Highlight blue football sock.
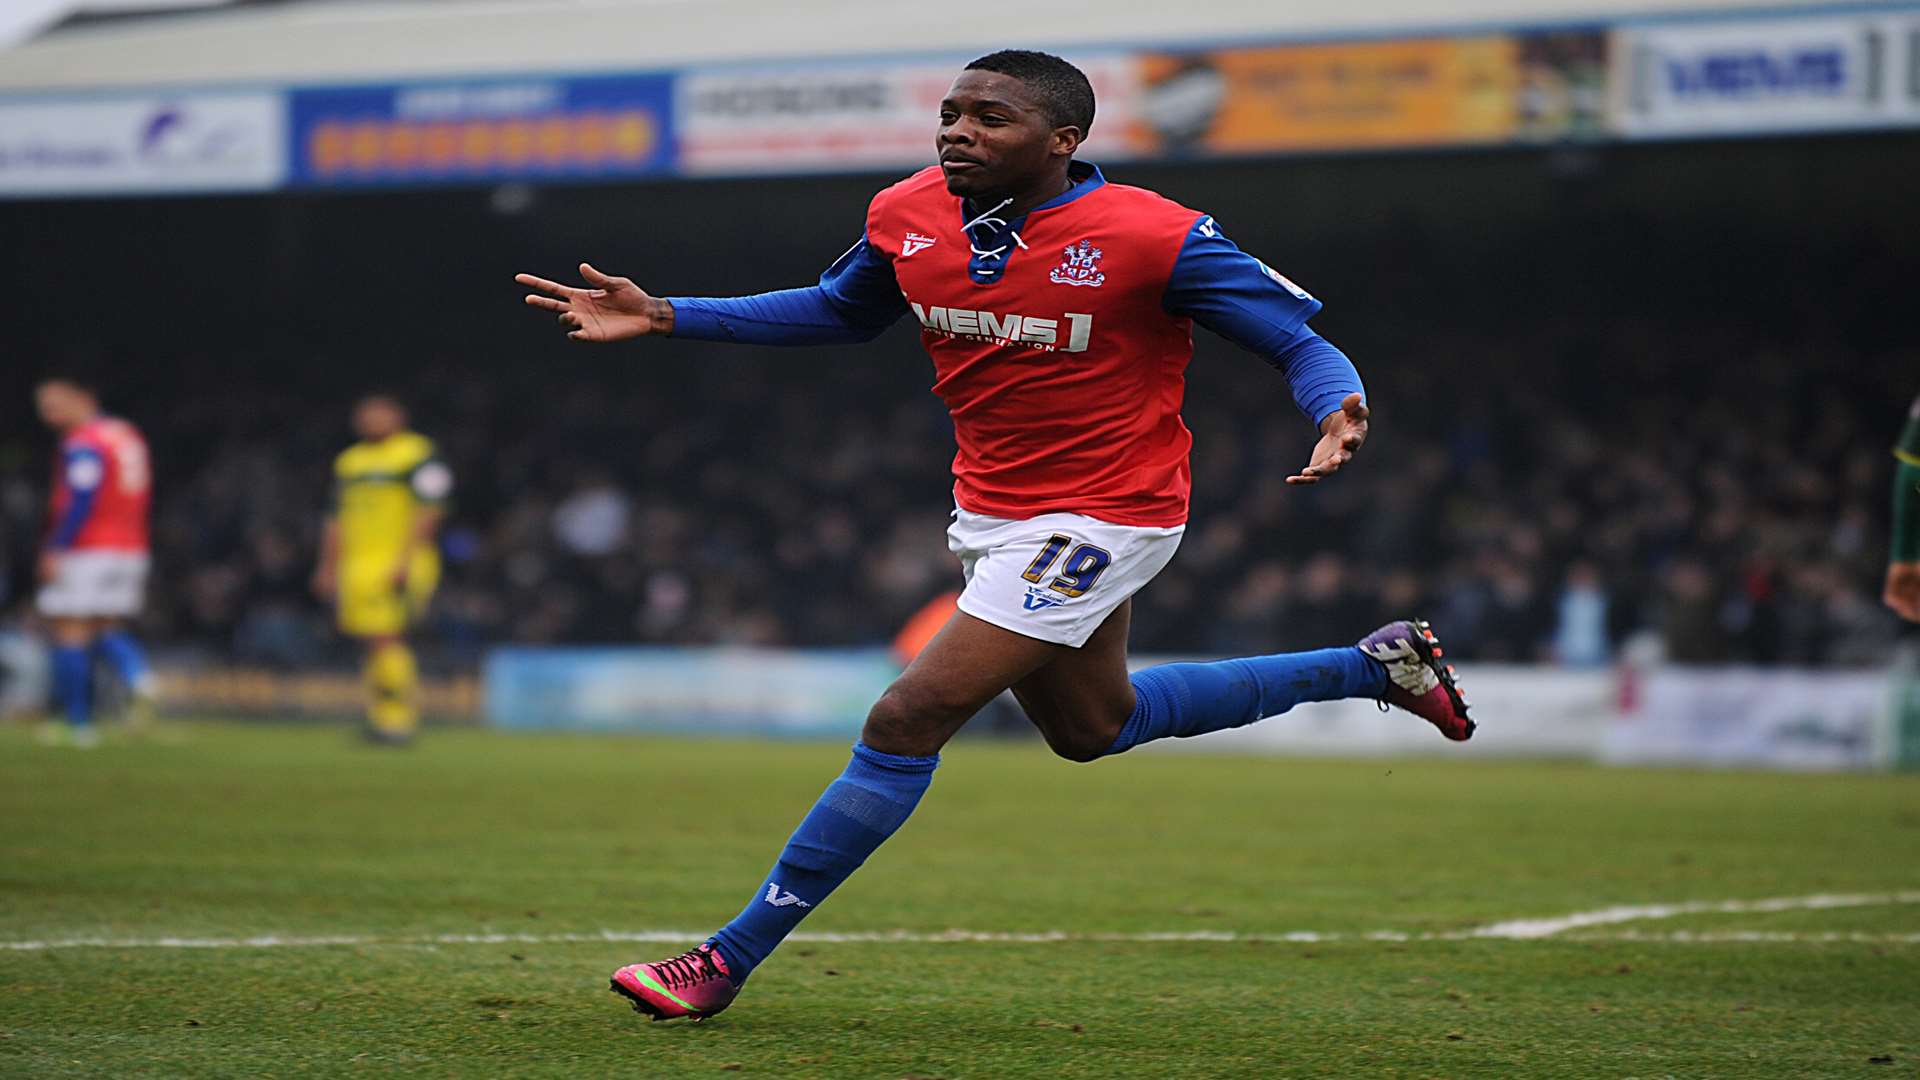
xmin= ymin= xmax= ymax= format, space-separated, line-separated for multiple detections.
xmin=710 ymin=741 xmax=939 ymax=982
xmin=1104 ymin=646 xmax=1388 ymax=756
xmin=52 ymin=646 xmax=94 ymax=729
xmin=95 ymin=630 xmax=152 ymax=693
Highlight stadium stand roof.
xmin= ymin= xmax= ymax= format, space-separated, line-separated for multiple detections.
xmin=0 ymin=0 xmax=1880 ymax=90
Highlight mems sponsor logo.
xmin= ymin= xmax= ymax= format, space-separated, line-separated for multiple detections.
xmin=910 ymin=304 xmax=1092 ymax=353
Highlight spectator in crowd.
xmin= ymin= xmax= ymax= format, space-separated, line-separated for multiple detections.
xmin=1552 ymin=561 xmax=1610 ymax=668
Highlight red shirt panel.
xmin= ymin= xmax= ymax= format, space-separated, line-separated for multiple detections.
xmin=868 ymin=167 xmax=1201 ymax=527
xmin=48 ymin=416 xmax=151 ymax=552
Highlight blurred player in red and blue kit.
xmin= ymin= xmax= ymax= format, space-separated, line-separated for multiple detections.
xmin=35 ymin=377 xmax=155 ymax=748
xmin=520 ymin=50 xmax=1475 ymax=1020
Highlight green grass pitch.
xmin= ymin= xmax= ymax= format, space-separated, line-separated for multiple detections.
xmin=1 ymin=722 xmax=1916 ymax=1078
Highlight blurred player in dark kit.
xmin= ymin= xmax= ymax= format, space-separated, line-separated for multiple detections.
xmin=1886 ymin=394 xmax=1920 ymax=623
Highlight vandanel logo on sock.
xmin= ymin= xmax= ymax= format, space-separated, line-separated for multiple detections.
xmin=763 ymin=883 xmax=810 ymax=908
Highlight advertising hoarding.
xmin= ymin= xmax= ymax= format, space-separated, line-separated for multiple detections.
xmin=289 ymin=73 xmax=673 ymax=186
xmin=0 ymin=91 xmax=285 ymax=197
xmin=676 ymin=53 xmax=1142 ymax=175
xmin=485 ymin=647 xmax=898 ymax=737
xmin=1132 ymin=36 xmax=1527 ymax=156
xmin=1603 ymin=668 xmax=1892 ymax=770
xmin=1611 ymin=13 xmax=1920 ymax=136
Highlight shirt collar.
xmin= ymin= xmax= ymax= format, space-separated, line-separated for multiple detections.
xmin=1030 ymin=160 xmax=1105 ymax=214
xmin=960 ymin=160 xmax=1105 ymax=223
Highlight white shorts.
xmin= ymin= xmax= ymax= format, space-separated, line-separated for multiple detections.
xmin=36 ymin=550 xmax=149 ymax=619
xmin=948 ymin=507 xmax=1184 ymax=648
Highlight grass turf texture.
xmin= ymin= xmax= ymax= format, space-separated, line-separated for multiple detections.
xmin=1 ymin=723 xmax=1915 ymax=1078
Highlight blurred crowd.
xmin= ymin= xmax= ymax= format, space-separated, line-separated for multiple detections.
xmin=0 ymin=315 xmax=1906 ymax=671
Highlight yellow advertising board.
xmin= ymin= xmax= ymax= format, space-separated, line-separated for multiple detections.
xmin=1135 ymin=36 xmax=1525 ymax=154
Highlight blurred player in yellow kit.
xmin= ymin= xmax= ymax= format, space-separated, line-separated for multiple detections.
xmin=311 ymin=395 xmax=451 ymax=744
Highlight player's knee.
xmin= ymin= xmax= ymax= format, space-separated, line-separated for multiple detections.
xmin=1038 ymin=706 xmax=1128 ymax=764
xmin=862 ymin=682 xmax=969 ymax=754
xmin=1043 ymin=723 xmax=1121 ymax=764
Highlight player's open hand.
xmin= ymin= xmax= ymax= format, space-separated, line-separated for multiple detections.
xmin=1886 ymin=561 xmax=1920 ymax=623
xmin=515 ymin=263 xmax=671 ymax=342
xmin=1287 ymin=393 xmax=1369 ymax=485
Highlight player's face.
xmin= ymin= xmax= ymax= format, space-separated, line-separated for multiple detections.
xmin=937 ymin=71 xmax=1076 ymax=199
xmin=35 ymin=384 xmax=91 ymax=432
xmin=353 ymin=399 xmax=405 ymax=441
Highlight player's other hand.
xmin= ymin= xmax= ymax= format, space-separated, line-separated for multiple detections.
xmin=1886 ymin=561 xmax=1920 ymax=623
xmin=311 ymin=565 xmax=337 ymax=601
xmin=516 ymin=263 xmax=671 ymax=342
xmin=36 ymin=552 xmax=59 ymax=585
xmin=1287 ymin=393 xmax=1369 ymax=486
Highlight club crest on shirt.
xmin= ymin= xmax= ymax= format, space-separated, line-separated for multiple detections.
xmin=1048 ymin=239 xmax=1106 ymax=288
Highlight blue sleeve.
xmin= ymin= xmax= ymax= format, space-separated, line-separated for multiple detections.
xmin=1264 ymin=328 xmax=1365 ymax=428
xmin=1163 ymin=214 xmax=1362 ymax=425
xmin=49 ymin=448 xmax=103 ymax=549
xmin=667 ymin=234 xmax=906 ymax=346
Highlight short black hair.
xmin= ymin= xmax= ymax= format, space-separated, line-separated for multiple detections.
xmin=964 ymin=50 xmax=1095 ymax=135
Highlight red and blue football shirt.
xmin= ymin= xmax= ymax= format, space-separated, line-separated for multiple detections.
xmin=46 ymin=416 xmax=151 ymax=553
xmin=669 ymin=161 xmax=1361 ymax=528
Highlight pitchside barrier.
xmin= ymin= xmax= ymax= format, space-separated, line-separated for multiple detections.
xmin=479 ymin=647 xmax=1920 ymax=771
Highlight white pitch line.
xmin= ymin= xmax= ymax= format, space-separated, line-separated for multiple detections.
xmin=1465 ymin=890 xmax=1920 ymax=940
xmin=3 ymin=892 xmax=1915 ymax=953
xmin=1580 ymin=930 xmax=1920 ymax=944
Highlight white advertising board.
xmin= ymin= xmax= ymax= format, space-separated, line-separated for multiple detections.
xmin=0 ymin=91 xmax=286 ymax=196
xmin=676 ymin=53 xmax=1142 ymax=175
xmin=1603 ymin=668 xmax=1891 ymax=771
xmin=479 ymin=645 xmax=1902 ymax=772
xmin=1611 ymin=13 xmax=1920 ymax=136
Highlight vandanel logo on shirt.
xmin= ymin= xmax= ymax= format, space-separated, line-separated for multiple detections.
xmin=901 ymin=232 xmax=937 ymax=257
xmin=910 ymin=303 xmax=1093 ymax=353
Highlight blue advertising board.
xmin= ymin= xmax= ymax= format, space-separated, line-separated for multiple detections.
xmin=484 ymin=647 xmax=898 ymax=737
xmin=288 ymin=73 xmax=674 ymax=187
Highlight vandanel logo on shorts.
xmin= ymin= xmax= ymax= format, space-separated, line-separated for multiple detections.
xmin=1023 ymin=585 xmax=1067 ymax=611
xmin=910 ymin=303 xmax=1092 ymax=353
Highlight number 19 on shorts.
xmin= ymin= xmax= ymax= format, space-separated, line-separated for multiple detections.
xmin=1019 ymin=534 xmax=1113 ymax=598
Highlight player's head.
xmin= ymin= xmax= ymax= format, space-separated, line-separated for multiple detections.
xmin=352 ymin=394 xmax=408 ymax=441
xmin=35 ymin=377 xmax=99 ymax=433
xmin=939 ymin=50 xmax=1094 ymax=199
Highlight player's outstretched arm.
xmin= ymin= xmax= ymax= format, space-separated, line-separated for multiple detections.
xmin=518 ymin=234 xmax=907 ymax=348
xmin=517 ymin=263 xmax=672 ymax=343
xmin=1287 ymin=393 xmax=1369 ymax=486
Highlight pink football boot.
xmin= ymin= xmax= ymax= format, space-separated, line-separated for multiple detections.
xmin=610 ymin=942 xmax=740 ymax=1022
xmin=1357 ymin=619 xmax=1475 ymax=742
